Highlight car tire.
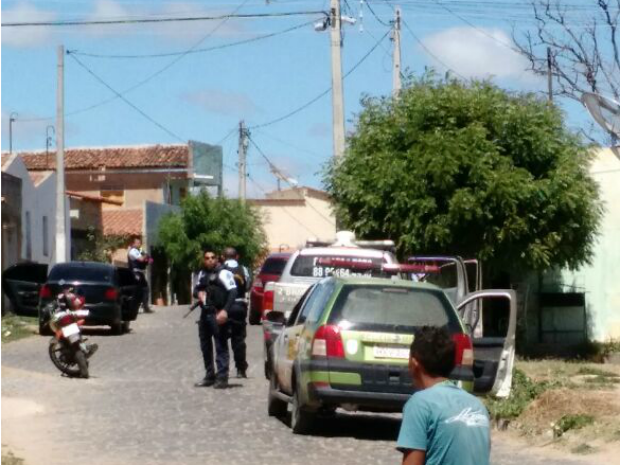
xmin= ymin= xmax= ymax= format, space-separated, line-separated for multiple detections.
xmin=121 ymin=321 xmax=131 ymax=334
xmin=111 ymin=322 xmax=124 ymax=335
xmin=290 ymin=382 xmax=315 ymax=435
xmin=249 ymin=308 xmax=261 ymax=326
xmin=267 ymin=371 xmax=288 ymax=418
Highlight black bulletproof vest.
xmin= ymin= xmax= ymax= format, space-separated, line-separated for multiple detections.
xmin=196 ymin=268 xmax=227 ymax=309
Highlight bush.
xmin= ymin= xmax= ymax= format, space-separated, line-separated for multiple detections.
xmin=485 ymin=369 xmax=554 ymax=420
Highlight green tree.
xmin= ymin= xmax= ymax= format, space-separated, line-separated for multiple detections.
xmin=324 ymin=75 xmax=602 ymax=273
xmin=157 ymin=192 xmax=268 ymax=270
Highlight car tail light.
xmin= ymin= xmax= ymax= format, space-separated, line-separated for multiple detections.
xmin=452 ymin=333 xmax=473 ymax=366
xmin=312 ymin=325 xmax=345 ymax=358
xmin=39 ymin=285 xmax=52 ymax=299
xmin=262 ymin=288 xmax=274 ymax=317
xmin=104 ymin=288 xmax=118 ymax=301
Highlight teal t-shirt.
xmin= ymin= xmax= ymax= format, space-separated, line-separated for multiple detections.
xmin=397 ymin=382 xmax=490 ymax=465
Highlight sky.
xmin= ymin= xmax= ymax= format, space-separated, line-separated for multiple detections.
xmin=0 ymin=0 xmax=604 ymax=197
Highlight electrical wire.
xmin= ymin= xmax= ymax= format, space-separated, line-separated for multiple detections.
xmin=1 ymin=10 xmax=327 ymax=27
xmin=249 ymin=27 xmax=391 ymax=129
xmin=71 ymin=19 xmax=319 ymax=59
xmin=68 ymin=53 xmax=185 ymax=142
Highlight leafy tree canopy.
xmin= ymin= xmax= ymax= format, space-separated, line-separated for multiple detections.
xmin=157 ymin=192 xmax=268 ymax=270
xmin=324 ymin=74 xmax=602 ymax=272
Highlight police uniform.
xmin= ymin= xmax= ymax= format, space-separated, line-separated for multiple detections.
xmin=128 ymin=246 xmax=151 ymax=313
xmin=223 ymin=258 xmax=251 ymax=377
xmin=194 ymin=266 xmax=237 ymax=384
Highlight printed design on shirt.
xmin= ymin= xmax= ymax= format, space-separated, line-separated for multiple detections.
xmin=219 ymin=270 xmax=237 ymax=291
xmin=444 ymin=408 xmax=489 ymax=428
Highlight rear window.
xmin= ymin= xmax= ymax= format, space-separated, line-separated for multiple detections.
xmin=290 ymin=255 xmax=385 ymax=278
xmin=261 ymin=257 xmax=288 ymax=275
xmin=48 ymin=265 xmax=113 ymax=283
xmin=327 ymin=285 xmax=461 ymax=334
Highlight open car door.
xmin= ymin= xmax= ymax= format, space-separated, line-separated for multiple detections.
xmin=116 ymin=267 xmax=141 ymax=321
xmin=457 ymin=289 xmax=517 ymax=398
xmin=2 ymin=262 xmax=49 ymax=316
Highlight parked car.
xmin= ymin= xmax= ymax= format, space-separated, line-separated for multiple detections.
xmin=249 ymin=252 xmax=292 ymax=325
xmin=265 ymin=276 xmax=516 ymax=434
xmin=2 ymin=261 xmax=142 ymax=335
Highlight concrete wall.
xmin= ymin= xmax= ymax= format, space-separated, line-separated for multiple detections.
xmin=2 ymin=172 xmax=22 ymax=315
xmin=558 ymin=147 xmax=620 ymax=341
xmin=3 ymin=157 xmax=66 ymax=265
xmin=252 ymin=196 xmax=336 ymax=252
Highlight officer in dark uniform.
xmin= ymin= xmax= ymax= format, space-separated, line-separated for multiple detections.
xmin=127 ymin=236 xmax=153 ymax=314
xmin=222 ymin=247 xmax=251 ymax=378
xmin=194 ymin=249 xmax=237 ymax=389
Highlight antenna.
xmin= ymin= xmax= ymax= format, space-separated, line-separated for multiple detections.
xmin=581 ymin=92 xmax=620 ymax=144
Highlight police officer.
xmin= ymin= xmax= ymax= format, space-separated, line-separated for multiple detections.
xmin=194 ymin=249 xmax=237 ymax=389
xmin=222 ymin=247 xmax=251 ymax=378
xmin=127 ymin=236 xmax=153 ymax=314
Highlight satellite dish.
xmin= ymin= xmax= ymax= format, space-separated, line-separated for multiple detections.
xmin=581 ymin=92 xmax=620 ymax=140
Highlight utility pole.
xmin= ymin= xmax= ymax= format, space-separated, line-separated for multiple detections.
xmin=9 ymin=112 xmax=18 ymax=154
xmin=392 ymin=6 xmax=402 ymax=97
xmin=238 ymin=120 xmax=248 ymax=202
xmin=547 ymin=46 xmax=553 ymax=103
xmin=55 ymin=45 xmax=67 ymax=263
xmin=330 ymin=0 xmax=346 ymax=158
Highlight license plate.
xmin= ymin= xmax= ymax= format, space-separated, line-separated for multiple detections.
xmin=61 ymin=323 xmax=80 ymax=338
xmin=373 ymin=345 xmax=410 ymax=359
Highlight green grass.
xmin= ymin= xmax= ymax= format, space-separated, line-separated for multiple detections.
xmin=1 ymin=314 xmax=38 ymax=343
xmin=556 ymin=414 xmax=595 ymax=434
xmin=584 ymin=375 xmax=620 ymax=385
xmin=576 ymin=366 xmax=620 ymax=378
xmin=484 ymin=369 xmax=555 ymax=420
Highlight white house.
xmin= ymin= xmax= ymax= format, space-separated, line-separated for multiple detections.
xmin=1 ymin=153 xmax=70 ymax=265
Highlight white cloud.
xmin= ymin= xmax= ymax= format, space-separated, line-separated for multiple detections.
xmin=2 ymin=1 xmax=57 ymax=48
xmin=420 ymin=26 xmax=536 ymax=82
xmin=183 ymin=89 xmax=261 ymax=117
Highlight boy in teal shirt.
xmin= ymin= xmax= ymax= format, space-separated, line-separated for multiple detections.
xmin=397 ymin=326 xmax=490 ymax=465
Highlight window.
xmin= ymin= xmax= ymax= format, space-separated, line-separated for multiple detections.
xmin=100 ymin=188 xmax=124 ymax=205
xmin=290 ymin=254 xmax=385 ymax=278
xmin=297 ymin=280 xmax=335 ymax=325
xmin=42 ymin=216 xmax=49 ymax=256
xmin=25 ymin=211 xmax=32 ymax=260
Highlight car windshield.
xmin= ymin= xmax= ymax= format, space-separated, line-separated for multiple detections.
xmin=261 ymin=258 xmax=288 ymax=275
xmin=48 ymin=265 xmax=113 ymax=283
xmin=290 ymin=255 xmax=385 ymax=278
xmin=328 ymin=285 xmax=462 ymax=334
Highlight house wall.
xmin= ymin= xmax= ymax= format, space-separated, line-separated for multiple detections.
xmin=558 ymin=148 xmax=620 ymax=341
xmin=253 ymin=197 xmax=336 ymax=252
xmin=2 ymin=172 xmax=22 ymax=315
xmin=3 ymin=157 xmax=62 ymax=265
xmin=64 ymin=172 xmax=189 ymax=210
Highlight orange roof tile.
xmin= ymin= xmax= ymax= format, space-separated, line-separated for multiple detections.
xmin=102 ymin=209 xmax=143 ymax=236
xmin=19 ymin=145 xmax=189 ymax=172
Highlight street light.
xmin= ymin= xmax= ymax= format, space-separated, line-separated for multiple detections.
xmin=9 ymin=112 xmax=18 ymax=154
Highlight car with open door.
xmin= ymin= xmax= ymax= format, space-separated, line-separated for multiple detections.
xmin=266 ymin=275 xmax=516 ymax=434
xmin=2 ymin=261 xmax=142 ymax=335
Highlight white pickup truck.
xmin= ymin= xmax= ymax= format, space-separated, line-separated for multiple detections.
xmin=261 ymin=231 xmax=399 ymax=378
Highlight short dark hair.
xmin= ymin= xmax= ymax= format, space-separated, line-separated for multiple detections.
xmin=410 ymin=326 xmax=455 ymax=378
xmin=223 ymin=247 xmax=238 ymax=259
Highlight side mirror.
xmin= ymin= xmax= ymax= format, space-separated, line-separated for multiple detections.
xmin=265 ymin=311 xmax=286 ymax=325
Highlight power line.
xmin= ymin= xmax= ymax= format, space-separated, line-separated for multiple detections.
xmin=249 ymin=27 xmax=391 ymax=129
xmin=18 ymin=0 xmax=252 ymax=123
xmin=71 ymin=19 xmax=318 ymax=59
xmin=68 ymin=53 xmax=185 ymax=142
xmin=1 ymin=10 xmax=327 ymax=27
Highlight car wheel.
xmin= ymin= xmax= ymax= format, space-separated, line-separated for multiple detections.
xmin=111 ymin=322 xmax=124 ymax=335
xmin=290 ymin=381 xmax=315 ymax=434
xmin=267 ymin=371 xmax=288 ymax=418
xmin=121 ymin=321 xmax=131 ymax=334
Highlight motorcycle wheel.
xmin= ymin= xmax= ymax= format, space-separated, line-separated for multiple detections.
xmin=48 ymin=339 xmax=85 ymax=378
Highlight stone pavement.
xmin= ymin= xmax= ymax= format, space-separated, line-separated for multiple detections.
xmin=1 ymin=306 xmax=589 ymax=465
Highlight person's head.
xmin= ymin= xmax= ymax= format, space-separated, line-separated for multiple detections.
xmin=131 ymin=236 xmax=142 ymax=248
xmin=203 ymin=249 xmax=219 ymax=270
xmin=223 ymin=247 xmax=238 ymax=261
xmin=409 ymin=326 xmax=455 ymax=389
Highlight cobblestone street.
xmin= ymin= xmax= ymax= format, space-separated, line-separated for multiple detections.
xmin=2 ymin=307 xmax=589 ymax=465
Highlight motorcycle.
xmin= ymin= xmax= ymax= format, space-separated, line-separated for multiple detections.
xmin=44 ymin=286 xmax=98 ymax=379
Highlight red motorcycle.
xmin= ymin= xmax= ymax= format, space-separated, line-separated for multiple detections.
xmin=45 ymin=286 xmax=98 ymax=378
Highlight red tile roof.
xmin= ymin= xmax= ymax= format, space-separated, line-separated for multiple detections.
xmin=102 ymin=209 xmax=143 ymax=236
xmin=19 ymin=145 xmax=189 ymax=171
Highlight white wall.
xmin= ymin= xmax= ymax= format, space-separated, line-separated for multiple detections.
xmin=3 ymin=156 xmax=69 ymax=265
